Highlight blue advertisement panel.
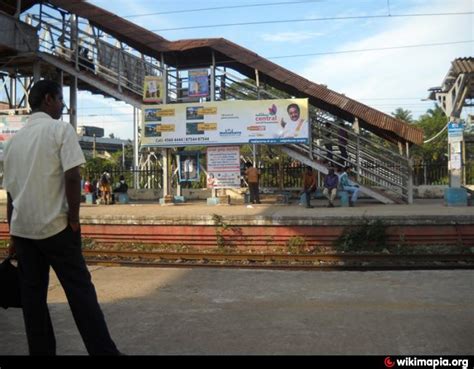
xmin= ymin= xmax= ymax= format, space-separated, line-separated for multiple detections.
xmin=188 ymin=69 xmax=209 ymax=98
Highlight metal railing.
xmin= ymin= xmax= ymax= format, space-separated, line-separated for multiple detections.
xmin=30 ymin=6 xmax=163 ymax=98
xmin=82 ymin=168 xmax=163 ymax=190
xmin=79 ymin=161 xmax=466 ymax=193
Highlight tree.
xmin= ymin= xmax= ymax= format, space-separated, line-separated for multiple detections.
xmin=410 ymin=105 xmax=448 ymax=161
xmin=392 ymin=108 xmax=413 ymax=123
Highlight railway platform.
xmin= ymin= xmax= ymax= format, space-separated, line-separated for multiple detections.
xmin=1 ymin=267 xmax=473 ymax=355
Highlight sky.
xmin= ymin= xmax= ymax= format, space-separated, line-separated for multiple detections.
xmin=68 ymin=0 xmax=473 ymax=139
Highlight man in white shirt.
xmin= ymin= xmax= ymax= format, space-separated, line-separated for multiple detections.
xmin=4 ymin=80 xmax=120 ymax=355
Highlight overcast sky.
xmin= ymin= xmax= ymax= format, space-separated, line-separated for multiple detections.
xmin=73 ymin=0 xmax=472 ymax=139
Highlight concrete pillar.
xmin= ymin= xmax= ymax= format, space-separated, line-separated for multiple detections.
xmin=210 ymin=51 xmax=215 ymax=101
xmin=406 ymin=142 xmax=413 ymax=204
xmin=210 ymin=52 xmax=217 ymax=198
xmin=160 ymin=148 xmax=174 ymax=204
xmin=161 ymin=53 xmax=167 ymax=104
xmin=9 ymin=76 xmax=16 ymax=109
xmin=133 ymin=106 xmax=139 ymax=189
xmin=69 ymin=76 xmax=77 ymax=129
xmin=33 ymin=62 xmax=41 ymax=83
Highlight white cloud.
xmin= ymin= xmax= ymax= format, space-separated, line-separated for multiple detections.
xmin=261 ymin=31 xmax=324 ymax=43
xmin=300 ymin=0 xmax=473 ymax=118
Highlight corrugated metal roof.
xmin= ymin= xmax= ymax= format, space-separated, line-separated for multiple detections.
xmin=452 ymin=57 xmax=474 ymax=74
xmin=16 ymin=0 xmax=424 ymax=144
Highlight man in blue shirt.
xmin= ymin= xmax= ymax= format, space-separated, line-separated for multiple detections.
xmin=338 ymin=166 xmax=360 ymax=207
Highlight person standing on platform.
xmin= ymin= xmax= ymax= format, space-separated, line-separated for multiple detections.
xmin=3 ymin=80 xmax=121 ymax=356
xmin=245 ymin=162 xmax=261 ymax=204
xmin=302 ymin=166 xmax=317 ymax=208
xmin=322 ymin=122 xmax=334 ymax=162
xmin=337 ymin=119 xmax=349 ymax=166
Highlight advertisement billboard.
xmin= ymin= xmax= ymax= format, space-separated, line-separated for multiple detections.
xmin=0 ymin=115 xmax=28 ymax=161
xmin=206 ymin=146 xmax=241 ymax=189
xmin=142 ymin=76 xmax=163 ymax=103
xmin=141 ymin=98 xmax=309 ymax=147
xmin=188 ymin=69 xmax=209 ymax=98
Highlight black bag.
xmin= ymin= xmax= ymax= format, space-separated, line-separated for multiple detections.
xmin=0 ymin=256 xmax=22 ymax=309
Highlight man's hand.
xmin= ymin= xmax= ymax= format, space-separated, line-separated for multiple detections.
xmin=8 ymin=238 xmax=16 ymax=257
xmin=69 ymin=220 xmax=80 ymax=232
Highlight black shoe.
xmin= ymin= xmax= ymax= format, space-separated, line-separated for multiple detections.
xmin=327 ymin=202 xmax=334 ymax=208
xmin=306 ymin=205 xmax=314 ymax=208
xmin=256 ymin=201 xmax=261 ymax=204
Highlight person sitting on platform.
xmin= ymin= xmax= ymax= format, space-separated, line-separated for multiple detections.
xmin=323 ymin=168 xmax=339 ymax=208
xmin=338 ymin=165 xmax=360 ymax=207
xmin=112 ymin=175 xmax=129 ymax=204
xmin=99 ymin=171 xmax=112 ymax=205
xmin=113 ymin=175 xmax=128 ymax=194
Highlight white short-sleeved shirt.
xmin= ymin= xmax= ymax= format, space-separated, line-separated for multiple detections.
xmin=3 ymin=112 xmax=86 ymax=239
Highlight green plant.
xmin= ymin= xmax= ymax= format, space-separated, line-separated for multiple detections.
xmin=286 ymin=236 xmax=306 ymax=254
xmin=211 ymin=214 xmax=242 ymax=251
xmin=212 ymin=214 xmax=229 ymax=249
xmin=81 ymin=238 xmax=97 ymax=250
xmin=335 ymin=218 xmax=387 ymax=252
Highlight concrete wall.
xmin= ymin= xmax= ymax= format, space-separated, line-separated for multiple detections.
xmin=413 ymin=185 xmax=448 ymax=199
xmin=128 ymin=188 xmax=247 ymax=201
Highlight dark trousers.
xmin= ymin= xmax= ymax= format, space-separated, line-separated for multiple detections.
xmin=304 ymin=189 xmax=312 ymax=207
xmin=14 ymin=225 xmax=119 ymax=355
xmin=324 ymin=144 xmax=333 ymax=160
xmin=248 ymin=182 xmax=260 ymax=203
xmin=339 ymin=145 xmax=348 ymax=165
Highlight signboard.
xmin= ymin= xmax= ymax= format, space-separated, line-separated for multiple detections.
xmin=0 ymin=115 xmax=28 ymax=161
xmin=448 ymin=121 xmax=464 ymax=143
xmin=141 ymin=98 xmax=309 ymax=147
xmin=0 ymin=115 xmax=28 ymax=140
xmin=177 ymin=151 xmax=200 ymax=182
xmin=206 ymin=146 xmax=241 ymax=189
xmin=143 ymin=76 xmax=163 ymax=103
xmin=188 ymin=69 xmax=209 ymax=98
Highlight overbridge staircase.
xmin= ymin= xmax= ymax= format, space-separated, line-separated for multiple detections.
xmin=215 ymin=69 xmax=412 ymax=204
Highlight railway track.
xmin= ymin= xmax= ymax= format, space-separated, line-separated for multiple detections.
xmin=83 ymin=250 xmax=474 ymax=270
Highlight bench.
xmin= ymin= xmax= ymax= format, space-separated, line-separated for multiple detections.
xmin=116 ymin=193 xmax=129 ymax=204
xmin=299 ymin=190 xmax=349 ymax=207
xmin=244 ymin=191 xmax=290 ymax=204
xmin=85 ymin=193 xmax=94 ymax=204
